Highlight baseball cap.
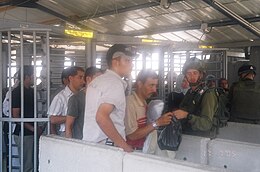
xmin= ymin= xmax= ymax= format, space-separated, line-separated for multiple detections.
xmin=106 ymin=44 xmax=134 ymax=61
xmin=238 ymin=64 xmax=256 ymax=76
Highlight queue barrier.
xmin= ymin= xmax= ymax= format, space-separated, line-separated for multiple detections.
xmin=39 ymin=135 xmax=226 ymax=172
xmin=208 ymin=139 xmax=260 ymax=172
xmin=40 ymin=132 xmax=260 ymax=172
xmin=217 ymin=122 xmax=260 ymax=144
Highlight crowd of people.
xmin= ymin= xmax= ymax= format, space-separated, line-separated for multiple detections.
xmin=2 ymin=44 xmax=260 ymax=172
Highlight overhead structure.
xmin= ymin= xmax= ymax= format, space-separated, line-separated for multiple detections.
xmin=0 ymin=0 xmax=259 ymax=48
xmin=202 ymin=0 xmax=260 ymax=38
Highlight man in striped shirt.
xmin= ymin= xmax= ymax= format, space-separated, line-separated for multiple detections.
xmin=125 ymin=69 xmax=173 ymax=150
xmin=47 ymin=66 xmax=85 ymax=136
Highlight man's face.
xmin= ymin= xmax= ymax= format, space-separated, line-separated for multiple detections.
xmin=185 ymin=69 xmax=201 ymax=84
xmin=86 ymin=72 xmax=102 ymax=85
xmin=220 ymin=80 xmax=228 ymax=89
xmin=114 ymin=55 xmax=133 ymax=77
xmin=207 ymin=80 xmax=216 ymax=88
xmin=138 ymin=77 xmax=158 ymax=100
xmin=70 ymin=70 xmax=85 ymax=91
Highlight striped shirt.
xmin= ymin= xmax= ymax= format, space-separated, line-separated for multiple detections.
xmin=47 ymin=86 xmax=73 ymax=132
xmin=125 ymin=92 xmax=147 ymax=148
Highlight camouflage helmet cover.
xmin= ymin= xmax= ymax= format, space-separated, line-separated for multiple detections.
xmin=182 ymin=58 xmax=205 ymax=75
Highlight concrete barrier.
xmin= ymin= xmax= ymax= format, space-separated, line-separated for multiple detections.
xmin=208 ymin=139 xmax=260 ymax=172
xmin=123 ymin=153 xmax=224 ymax=172
xmin=39 ymin=136 xmax=124 ymax=172
xmin=175 ymin=135 xmax=210 ymax=164
xmin=39 ymin=135 xmax=229 ymax=172
xmin=218 ymin=122 xmax=260 ymax=144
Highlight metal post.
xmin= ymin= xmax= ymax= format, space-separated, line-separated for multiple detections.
xmin=223 ymin=50 xmax=228 ymax=79
xmin=158 ymin=46 xmax=165 ymax=99
xmin=20 ymin=30 xmax=24 ymax=172
xmin=7 ymin=30 xmax=12 ymax=172
xmin=46 ymin=31 xmax=50 ymax=135
xmin=0 ymin=31 xmax=3 ymax=172
xmin=33 ymin=31 xmax=37 ymax=172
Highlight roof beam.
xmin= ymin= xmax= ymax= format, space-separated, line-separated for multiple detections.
xmin=77 ymin=0 xmax=182 ymax=21
xmin=202 ymin=0 xmax=260 ymax=38
xmin=124 ymin=16 xmax=260 ymax=37
xmin=34 ymin=3 xmax=89 ymax=29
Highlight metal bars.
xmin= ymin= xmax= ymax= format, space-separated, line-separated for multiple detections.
xmin=0 ymin=29 xmax=50 ymax=172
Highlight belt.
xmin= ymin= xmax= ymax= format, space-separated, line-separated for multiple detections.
xmin=134 ymin=147 xmax=142 ymax=151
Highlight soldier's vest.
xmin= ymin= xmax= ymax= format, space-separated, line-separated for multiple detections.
xmin=231 ymin=80 xmax=260 ymax=120
xmin=180 ymin=85 xmax=217 ymax=138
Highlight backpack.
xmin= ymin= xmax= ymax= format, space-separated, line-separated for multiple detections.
xmin=181 ymin=86 xmax=229 ymax=138
xmin=213 ymin=88 xmax=230 ymax=132
xmin=195 ymin=87 xmax=230 ymax=130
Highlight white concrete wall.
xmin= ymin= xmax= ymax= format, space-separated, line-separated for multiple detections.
xmin=39 ymin=135 xmax=225 ymax=172
xmin=217 ymin=122 xmax=260 ymax=144
xmin=39 ymin=136 xmax=124 ymax=172
xmin=123 ymin=153 xmax=221 ymax=172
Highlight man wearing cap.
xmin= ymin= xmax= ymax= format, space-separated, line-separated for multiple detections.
xmin=205 ymin=74 xmax=217 ymax=88
xmin=173 ymin=58 xmax=218 ymax=138
xmin=229 ymin=64 xmax=260 ymax=124
xmin=82 ymin=44 xmax=134 ymax=152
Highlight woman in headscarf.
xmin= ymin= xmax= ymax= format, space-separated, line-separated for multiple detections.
xmin=167 ymin=74 xmax=189 ymax=111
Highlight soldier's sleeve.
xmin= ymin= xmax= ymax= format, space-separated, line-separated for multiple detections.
xmin=189 ymin=91 xmax=218 ymax=131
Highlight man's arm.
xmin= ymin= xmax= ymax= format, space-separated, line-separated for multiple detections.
xmin=96 ymin=103 xmax=133 ymax=152
xmin=190 ymin=91 xmax=218 ymax=131
xmin=48 ymin=95 xmax=65 ymax=134
xmin=65 ymin=116 xmax=76 ymax=138
xmin=49 ymin=115 xmax=66 ymax=135
xmin=174 ymin=91 xmax=218 ymax=131
xmin=50 ymin=115 xmax=66 ymax=124
xmin=127 ymin=112 xmax=173 ymax=141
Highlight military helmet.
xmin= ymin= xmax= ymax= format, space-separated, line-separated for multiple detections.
xmin=238 ymin=64 xmax=256 ymax=76
xmin=182 ymin=58 xmax=205 ymax=75
xmin=205 ymin=74 xmax=216 ymax=81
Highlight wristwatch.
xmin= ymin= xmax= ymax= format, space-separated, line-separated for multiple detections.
xmin=152 ymin=121 xmax=159 ymax=130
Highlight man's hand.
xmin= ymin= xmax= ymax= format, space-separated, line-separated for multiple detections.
xmin=173 ymin=109 xmax=189 ymax=119
xmin=156 ymin=112 xmax=173 ymax=127
xmin=121 ymin=143 xmax=134 ymax=153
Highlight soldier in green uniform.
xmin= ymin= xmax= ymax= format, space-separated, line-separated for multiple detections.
xmin=173 ymin=58 xmax=218 ymax=137
xmin=229 ymin=64 xmax=260 ymax=124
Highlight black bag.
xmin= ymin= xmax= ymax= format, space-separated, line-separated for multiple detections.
xmin=157 ymin=117 xmax=182 ymax=151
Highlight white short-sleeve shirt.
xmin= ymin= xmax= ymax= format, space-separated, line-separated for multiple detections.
xmin=47 ymin=86 xmax=73 ymax=132
xmin=82 ymin=69 xmax=127 ymax=143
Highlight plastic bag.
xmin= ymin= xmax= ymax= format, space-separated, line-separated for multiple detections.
xmin=147 ymin=100 xmax=164 ymax=124
xmin=157 ymin=117 xmax=182 ymax=151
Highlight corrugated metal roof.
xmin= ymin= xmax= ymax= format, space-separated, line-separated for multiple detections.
xmin=0 ymin=0 xmax=259 ymax=47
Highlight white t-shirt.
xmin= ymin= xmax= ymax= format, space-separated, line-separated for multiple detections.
xmin=47 ymin=86 xmax=73 ymax=132
xmin=82 ymin=69 xmax=127 ymax=143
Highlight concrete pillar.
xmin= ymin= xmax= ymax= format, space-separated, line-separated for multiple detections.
xmin=91 ymin=39 xmax=97 ymax=66
xmin=85 ymin=39 xmax=97 ymax=68
xmin=249 ymin=46 xmax=260 ymax=82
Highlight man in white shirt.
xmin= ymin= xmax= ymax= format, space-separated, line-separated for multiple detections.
xmin=47 ymin=66 xmax=85 ymax=136
xmin=83 ymin=44 xmax=134 ymax=152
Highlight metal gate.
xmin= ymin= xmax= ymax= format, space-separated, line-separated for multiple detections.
xmin=0 ymin=28 xmax=51 ymax=172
